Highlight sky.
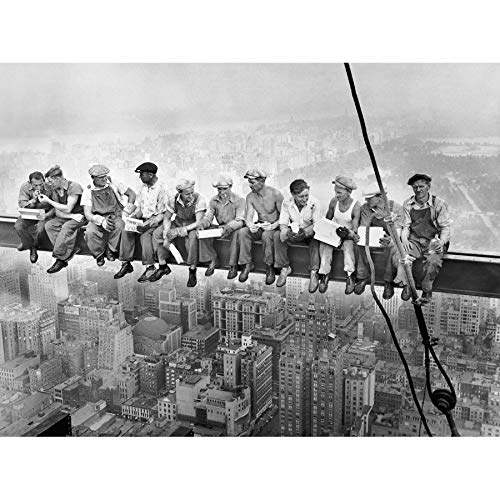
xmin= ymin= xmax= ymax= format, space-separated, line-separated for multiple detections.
xmin=1 ymin=63 xmax=500 ymax=141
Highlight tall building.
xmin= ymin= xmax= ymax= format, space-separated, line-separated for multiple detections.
xmin=97 ymin=321 xmax=134 ymax=371
xmin=343 ymin=366 xmax=375 ymax=434
xmin=213 ymin=287 xmax=285 ymax=344
xmin=139 ymin=356 xmax=166 ymax=396
xmin=0 ymin=270 xmax=21 ymax=306
xmin=29 ymin=264 xmax=68 ymax=332
xmin=159 ymin=286 xmax=197 ymax=333
xmin=240 ymin=342 xmax=273 ymax=420
xmin=220 ymin=343 xmax=244 ymax=389
xmin=181 ymin=325 xmax=220 ymax=355
xmin=29 ymin=357 xmax=65 ymax=392
xmin=285 ymin=277 xmax=305 ymax=314
xmin=189 ymin=277 xmax=212 ymax=314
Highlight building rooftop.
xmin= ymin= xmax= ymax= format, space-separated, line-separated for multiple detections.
xmin=122 ymin=395 xmax=158 ymax=409
xmin=71 ymin=403 xmax=100 ymax=427
xmin=183 ymin=325 xmax=219 ymax=340
xmin=133 ymin=315 xmax=171 ymax=340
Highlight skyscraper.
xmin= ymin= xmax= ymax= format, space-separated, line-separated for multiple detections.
xmin=97 ymin=320 xmax=134 ymax=371
xmin=0 ymin=270 xmax=21 ymax=306
xmin=343 ymin=366 xmax=375 ymax=434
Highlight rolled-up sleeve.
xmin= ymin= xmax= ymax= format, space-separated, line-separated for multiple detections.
xmin=402 ymin=198 xmax=412 ymax=230
xmin=226 ymin=197 xmax=246 ymax=231
xmin=155 ymin=184 xmax=168 ymax=214
xmin=279 ymin=200 xmax=291 ymax=226
xmin=311 ymin=200 xmax=322 ymax=226
xmin=18 ymin=183 xmax=32 ymax=208
xmin=435 ymin=198 xmax=451 ymax=243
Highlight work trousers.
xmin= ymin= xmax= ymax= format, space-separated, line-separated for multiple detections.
xmin=199 ymin=226 xmax=241 ymax=266
xmin=152 ymin=224 xmax=199 ymax=266
xmin=119 ymin=223 xmax=160 ymax=266
xmin=394 ymin=239 xmax=446 ymax=292
xmin=84 ymin=217 xmax=125 ymax=258
xmin=238 ymin=227 xmax=277 ymax=266
xmin=45 ymin=216 xmax=88 ymax=261
xmin=14 ymin=217 xmax=48 ymax=250
xmin=319 ymin=239 xmax=355 ymax=276
xmin=273 ymin=233 xmax=320 ymax=271
xmin=356 ymin=244 xmax=397 ymax=283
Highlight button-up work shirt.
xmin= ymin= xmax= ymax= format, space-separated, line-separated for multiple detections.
xmin=203 ymin=192 xmax=245 ymax=231
xmin=18 ymin=181 xmax=51 ymax=209
xmin=136 ymin=180 xmax=167 ymax=220
xmin=50 ymin=179 xmax=84 ymax=214
xmin=402 ymin=194 xmax=451 ymax=243
xmin=279 ymin=195 xmax=321 ymax=229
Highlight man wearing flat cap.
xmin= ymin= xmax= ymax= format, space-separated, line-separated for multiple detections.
xmin=114 ymin=162 xmax=167 ymax=282
xmin=276 ymin=179 xmax=322 ymax=291
xmin=198 ymin=174 xmax=245 ymax=279
xmin=151 ymin=178 xmax=207 ymax=287
xmin=394 ymin=173 xmax=451 ymax=303
xmin=15 ymin=171 xmax=54 ymax=264
xmin=238 ymin=168 xmax=284 ymax=285
xmin=317 ymin=175 xmax=361 ymax=294
xmin=353 ymin=183 xmax=404 ymax=298
xmin=38 ymin=165 xmax=87 ymax=273
xmin=81 ymin=164 xmax=137 ymax=267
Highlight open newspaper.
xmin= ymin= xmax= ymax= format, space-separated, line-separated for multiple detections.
xmin=357 ymin=225 xmax=386 ymax=247
xmin=313 ymin=217 xmax=342 ymax=247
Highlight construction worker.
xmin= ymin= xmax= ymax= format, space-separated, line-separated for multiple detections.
xmin=276 ymin=179 xmax=321 ymax=291
xmin=113 ymin=162 xmax=167 ymax=282
xmin=395 ymin=173 xmax=451 ymax=303
xmin=198 ymin=174 xmax=245 ymax=279
xmin=81 ymin=164 xmax=137 ymax=267
xmin=317 ymin=175 xmax=361 ymax=294
xmin=15 ymin=171 xmax=54 ymax=263
xmin=353 ymin=183 xmax=404 ymax=298
xmin=238 ymin=169 xmax=284 ymax=285
xmin=38 ymin=165 xmax=87 ymax=273
xmin=151 ymin=178 xmax=207 ymax=287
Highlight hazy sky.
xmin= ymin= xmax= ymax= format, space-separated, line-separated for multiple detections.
xmin=0 ymin=63 xmax=499 ymax=139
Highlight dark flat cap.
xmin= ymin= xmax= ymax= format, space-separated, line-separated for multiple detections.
xmin=407 ymin=173 xmax=431 ymax=185
xmin=135 ymin=162 xmax=158 ymax=174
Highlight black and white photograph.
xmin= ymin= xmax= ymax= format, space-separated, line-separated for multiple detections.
xmin=0 ymin=2 xmax=497 ymax=498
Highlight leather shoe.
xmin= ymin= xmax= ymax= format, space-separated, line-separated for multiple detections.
xmin=30 ymin=247 xmax=38 ymax=264
xmin=106 ymin=249 xmax=116 ymax=261
xmin=114 ymin=262 xmax=134 ymax=279
xmin=227 ymin=266 xmax=238 ymax=280
xmin=138 ymin=266 xmax=156 ymax=283
xmin=345 ymin=274 xmax=356 ymax=295
xmin=354 ymin=277 xmax=370 ymax=295
xmin=47 ymin=259 xmax=68 ymax=274
xmin=17 ymin=243 xmax=25 ymax=251
xmin=149 ymin=265 xmax=172 ymax=282
xmin=401 ymin=285 xmax=411 ymax=301
xmin=309 ymin=271 xmax=319 ymax=293
xmin=239 ymin=263 xmax=253 ymax=283
xmin=187 ymin=269 xmax=197 ymax=288
xmin=421 ymin=291 xmax=432 ymax=303
xmin=265 ymin=265 xmax=276 ymax=286
xmin=205 ymin=259 xmax=218 ymax=277
xmin=382 ymin=281 xmax=395 ymax=300
xmin=96 ymin=255 xmax=105 ymax=267
xmin=276 ymin=266 xmax=292 ymax=288
xmin=318 ymin=274 xmax=329 ymax=294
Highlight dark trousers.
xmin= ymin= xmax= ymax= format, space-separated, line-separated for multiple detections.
xmin=273 ymin=233 xmax=320 ymax=271
xmin=45 ymin=216 xmax=87 ymax=261
xmin=14 ymin=217 xmax=47 ymax=250
xmin=85 ymin=218 xmax=125 ymax=258
xmin=152 ymin=224 xmax=199 ymax=266
xmin=356 ymin=244 xmax=397 ymax=282
xmin=119 ymin=223 xmax=159 ymax=266
xmin=199 ymin=226 xmax=241 ymax=266
xmin=238 ymin=227 xmax=277 ymax=266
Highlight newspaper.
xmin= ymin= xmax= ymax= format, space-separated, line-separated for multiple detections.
xmin=123 ymin=216 xmax=145 ymax=232
xmin=313 ymin=217 xmax=342 ymax=247
xmin=198 ymin=228 xmax=223 ymax=239
xmin=357 ymin=226 xmax=386 ymax=247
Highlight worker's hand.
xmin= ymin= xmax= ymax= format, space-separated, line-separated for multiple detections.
xmin=178 ymin=226 xmax=188 ymax=238
xmin=402 ymin=237 xmax=412 ymax=254
xmin=71 ymin=213 xmax=84 ymax=223
xmin=279 ymin=229 xmax=289 ymax=243
xmin=248 ymin=223 xmax=259 ymax=234
xmin=379 ymin=234 xmax=392 ymax=247
xmin=38 ymin=194 xmax=50 ymax=204
xmin=220 ymin=225 xmax=231 ymax=238
xmin=261 ymin=222 xmax=273 ymax=231
xmin=167 ymin=228 xmax=179 ymax=240
xmin=352 ymin=232 xmax=360 ymax=243
xmin=123 ymin=203 xmax=136 ymax=216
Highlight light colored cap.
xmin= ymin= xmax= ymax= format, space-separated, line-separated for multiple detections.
xmin=176 ymin=178 xmax=195 ymax=191
xmin=333 ymin=175 xmax=357 ymax=191
xmin=244 ymin=168 xmax=267 ymax=180
xmin=212 ymin=174 xmax=233 ymax=188
xmin=362 ymin=183 xmax=387 ymax=198
xmin=88 ymin=164 xmax=110 ymax=177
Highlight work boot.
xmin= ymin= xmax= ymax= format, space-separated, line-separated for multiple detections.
xmin=318 ymin=274 xmax=329 ymax=294
xmin=421 ymin=291 xmax=433 ymax=303
xmin=17 ymin=243 xmax=25 ymax=251
xmin=382 ymin=281 xmax=395 ymax=300
xmin=148 ymin=264 xmax=172 ymax=282
xmin=205 ymin=259 xmax=218 ymax=277
xmin=30 ymin=247 xmax=38 ymax=264
xmin=114 ymin=261 xmax=134 ymax=279
xmin=345 ymin=274 xmax=356 ymax=295
xmin=309 ymin=270 xmax=319 ymax=293
xmin=138 ymin=265 xmax=156 ymax=283
xmin=276 ymin=266 xmax=292 ymax=288
xmin=227 ymin=266 xmax=238 ymax=280
xmin=187 ymin=268 xmax=197 ymax=288
xmin=47 ymin=259 xmax=68 ymax=274
xmin=265 ymin=265 xmax=276 ymax=286
xmin=239 ymin=263 xmax=253 ymax=283
xmin=96 ymin=254 xmax=106 ymax=267
xmin=106 ymin=249 xmax=116 ymax=261
xmin=354 ymin=277 xmax=371 ymax=295
xmin=401 ymin=285 xmax=411 ymax=301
